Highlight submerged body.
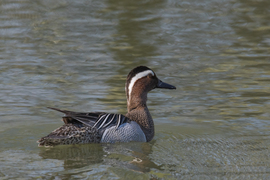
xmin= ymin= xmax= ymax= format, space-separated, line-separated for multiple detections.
xmin=38 ymin=111 xmax=147 ymax=146
xmin=38 ymin=66 xmax=176 ymax=146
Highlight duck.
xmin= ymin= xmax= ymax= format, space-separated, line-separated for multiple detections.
xmin=37 ymin=66 xmax=176 ymax=146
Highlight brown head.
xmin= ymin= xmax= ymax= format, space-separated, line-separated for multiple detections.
xmin=125 ymin=66 xmax=176 ymax=112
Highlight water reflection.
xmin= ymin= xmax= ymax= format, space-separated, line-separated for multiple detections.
xmin=100 ymin=0 xmax=166 ymax=113
xmin=38 ymin=142 xmax=160 ymax=173
xmin=231 ymin=0 xmax=270 ymax=45
xmin=39 ymin=144 xmax=104 ymax=169
xmin=203 ymin=0 xmax=270 ymax=128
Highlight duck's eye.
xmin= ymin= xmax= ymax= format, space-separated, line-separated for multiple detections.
xmin=147 ymin=74 xmax=153 ymax=78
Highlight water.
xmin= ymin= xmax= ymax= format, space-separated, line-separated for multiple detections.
xmin=1 ymin=0 xmax=270 ymax=179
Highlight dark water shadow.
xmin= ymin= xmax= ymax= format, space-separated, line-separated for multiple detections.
xmin=97 ymin=0 xmax=166 ymax=113
xmin=228 ymin=0 xmax=270 ymax=57
xmin=38 ymin=141 xmax=161 ymax=173
xmin=38 ymin=144 xmax=105 ymax=169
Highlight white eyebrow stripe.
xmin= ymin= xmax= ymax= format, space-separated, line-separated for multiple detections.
xmin=128 ymin=70 xmax=154 ymax=97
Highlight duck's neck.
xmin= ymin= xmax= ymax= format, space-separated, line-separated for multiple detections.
xmin=127 ymin=91 xmax=147 ymax=112
xmin=125 ymin=94 xmax=154 ymax=142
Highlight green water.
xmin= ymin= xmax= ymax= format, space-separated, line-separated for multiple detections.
xmin=1 ymin=0 xmax=270 ymax=179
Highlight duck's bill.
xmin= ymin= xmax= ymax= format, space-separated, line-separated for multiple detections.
xmin=156 ymin=79 xmax=176 ymax=89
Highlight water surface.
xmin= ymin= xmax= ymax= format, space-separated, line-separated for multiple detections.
xmin=1 ymin=0 xmax=270 ymax=179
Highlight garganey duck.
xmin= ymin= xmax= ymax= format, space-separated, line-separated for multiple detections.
xmin=38 ymin=66 xmax=176 ymax=146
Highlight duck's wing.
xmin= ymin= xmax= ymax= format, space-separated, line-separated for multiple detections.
xmin=47 ymin=107 xmax=129 ymax=129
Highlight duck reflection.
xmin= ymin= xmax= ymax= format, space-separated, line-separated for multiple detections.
xmin=39 ymin=141 xmax=161 ymax=172
xmin=38 ymin=144 xmax=104 ymax=169
xmin=102 ymin=140 xmax=162 ymax=172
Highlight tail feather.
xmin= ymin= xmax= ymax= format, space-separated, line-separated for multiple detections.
xmin=47 ymin=107 xmax=72 ymax=115
xmin=47 ymin=107 xmax=104 ymax=126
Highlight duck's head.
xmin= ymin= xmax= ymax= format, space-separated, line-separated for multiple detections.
xmin=125 ymin=66 xmax=176 ymax=109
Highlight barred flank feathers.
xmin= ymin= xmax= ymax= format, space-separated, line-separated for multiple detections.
xmin=37 ymin=124 xmax=101 ymax=147
xmin=38 ymin=108 xmax=129 ymax=146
